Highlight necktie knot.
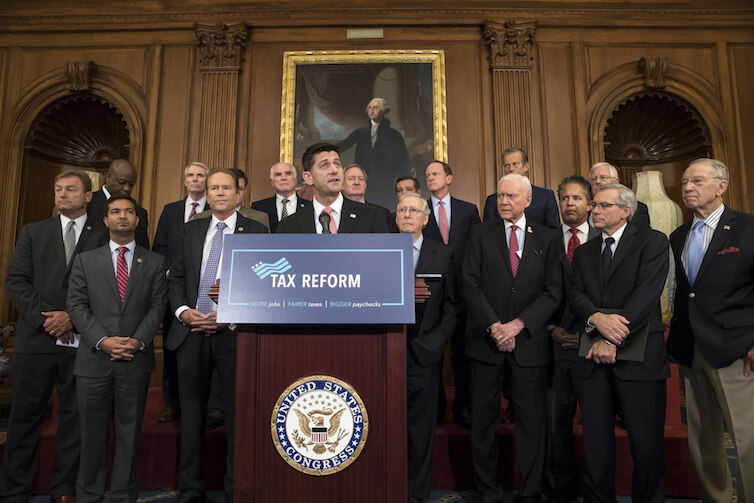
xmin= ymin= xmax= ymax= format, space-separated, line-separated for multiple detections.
xmin=188 ymin=201 xmax=199 ymax=221
xmin=216 ymin=221 xmax=227 ymax=232
xmin=570 ymin=227 xmax=579 ymax=236
xmin=604 ymin=236 xmax=615 ymax=251
xmin=117 ymin=246 xmax=128 ymax=257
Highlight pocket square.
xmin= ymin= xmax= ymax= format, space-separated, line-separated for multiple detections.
xmin=718 ymin=247 xmax=740 ymax=255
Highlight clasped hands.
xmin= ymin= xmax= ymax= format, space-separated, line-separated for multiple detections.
xmin=100 ymin=336 xmax=141 ymax=361
xmin=180 ymin=309 xmax=227 ymax=336
xmin=489 ymin=318 xmax=524 ymax=352
xmin=586 ymin=312 xmax=629 ymax=365
xmin=42 ymin=310 xmax=75 ymax=344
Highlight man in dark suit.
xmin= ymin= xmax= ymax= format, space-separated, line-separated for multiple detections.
xmin=667 ymin=158 xmax=754 ymax=503
xmin=388 ymin=176 xmax=421 ymax=233
xmin=423 ymin=160 xmax=480 ymax=427
xmin=152 ymin=161 xmax=209 ymax=423
xmin=569 ymin=183 xmax=669 ymax=503
xmin=1 ymin=170 xmax=108 ymax=503
xmin=196 ymin=168 xmax=270 ymax=231
xmin=168 ymin=169 xmax=267 ymax=502
xmin=277 ymin=143 xmax=389 ymax=234
xmin=337 ymin=97 xmax=410 ymax=209
xmin=396 ymin=193 xmax=458 ymax=503
xmin=546 ymin=175 xmax=599 ymax=503
xmin=589 ymin=162 xmax=650 ymax=229
xmin=251 ymin=162 xmax=311 ymax=233
xmin=482 ymin=147 xmax=560 ymax=229
xmin=464 ymin=173 xmax=562 ymax=503
xmin=343 ymin=163 xmax=393 ymax=228
xmin=67 ymin=196 xmax=168 ymax=503
xmin=87 ymin=159 xmax=150 ymax=248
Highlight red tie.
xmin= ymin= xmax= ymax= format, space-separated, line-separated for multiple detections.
xmin=188 ymin=202 xmax=199 ymax=221
xmin=438 ymin=201 xmax=449 ymax=245
xmin=567 ymin=227 xmax=581 ymax=267
xmin=509 ymin=225 xmax=520 ymax=277
xmin=323 ymin=207 xmax=338 ymax=234
xmin=116 ymin=246 xmax=129 ymax=303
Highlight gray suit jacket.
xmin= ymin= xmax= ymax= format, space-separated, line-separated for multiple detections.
xmin=67 ymin=245 xmax=168 ymax=377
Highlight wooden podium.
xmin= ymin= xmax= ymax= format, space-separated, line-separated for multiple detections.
xmin=233 ymin=324 xmax=407 ymax=502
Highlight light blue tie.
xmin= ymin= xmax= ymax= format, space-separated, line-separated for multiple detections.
xmin=686 ymin=220 xmax=705 ymax=285
xmin=197 ymin=221 xmax=227 ymax=314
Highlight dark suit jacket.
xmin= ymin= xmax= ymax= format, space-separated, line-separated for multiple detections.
xmin=424 ymin=196 xmax=480 ymax=285
xmin=551 ymin=225 xmax=601 ymax=362
xmin=668 ymin=207 xmax=754 ymax=368
xmin=364 ymin=200 xmax=394 ymax=231
xmin=632 ymin=201 xmax=651 ymax=229
xmin=463 ymin=219 xmax=562 ymax=367
xmin=153 ymin=198 xmax=209 ymax=268
xmin=167 ymin=213 xmax=268 ymax=350
xmin=5 ymin=216 xmax=108 ymax=354
xmin=569 ymin=223 xmax=670 ymax=381
xmin=411 ymin=239 xmax=459 ymax=366
xmin=483 ymin=185 xmax=560 ymax=229
xmin=251 ymin=195 xmax=312 ymax=233
xmin=87 ymin=189 xmax=150 ymax=249
xmin=67 ymin=245 xmax=168 ymax=377
xmin=276 ymin=197 xmax=389 ymax=233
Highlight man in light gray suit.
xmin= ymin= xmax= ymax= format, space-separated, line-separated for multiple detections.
xmin=67 ymin=196 xmax=168 ymax=503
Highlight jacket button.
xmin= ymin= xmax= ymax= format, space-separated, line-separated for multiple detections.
xmin=689 ymin=293 xmax=695 ymax=299
xmin=511 ymin=288 xmax=517 ymax=293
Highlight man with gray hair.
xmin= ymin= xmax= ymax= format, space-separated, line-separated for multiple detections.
xmin=570 ymin=182 xmax=669 ymax=503
xmin=667 ymin=158 xmax=754 ymax=503
xmin=464 ymin=173 xmax=562 ymax=502
xmin=252 ymin=162 xmax=311 ymax=233
xmin=337 ymin=97 xmax=410 ymax=208
xmin=589 ymin=161 xmax=650 ymax=229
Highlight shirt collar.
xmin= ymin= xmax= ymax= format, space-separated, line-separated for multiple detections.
xmin=210 ymin=211 xmax=238 ymax=231
xmin=413 ymin=234 xmax=424 ymax=249
xmin=504 ymin=214 xmax=527 ymax=231
xmin=602 ymin=222 xmax=628 ymax=245
xmin=691 ymin=203 xmax=725 ymax=230
xmin=187 ymin=195 xmax=206 ymax=207
xmin=109 ymin=239 xmax=136 ymax=254
xmin=562 ymin=220 xmax=589 ymax=237
xmin=60 ymin=213 xmax=88 ymax=229
xmin=276 ymin=193 xmax=296 ymax=203
xmin=102 ymin=186 xmax=112 ymax=199
xmin=431 ymin=193 xmax=451 ymax=208
xmin=313 ymin=193 xmax=344 ymax=215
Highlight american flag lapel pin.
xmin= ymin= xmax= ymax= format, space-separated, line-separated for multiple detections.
xmin=723 ymin=225 xmax=731 ymax=230
xmin=350 ymin=213 xmax=357 ymax=219
xmin=527 ymin=226 xmax=533 ymax=233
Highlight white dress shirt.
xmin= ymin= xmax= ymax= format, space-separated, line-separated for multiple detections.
xmin=312 ymin=193 xmax=344 ymax=234
xmin=184 ymin=195 xmax=207 ymax=223
xmin=561 ymin=221 xmax=590 ymax=252
xmin=504 ymin=215 xmax=527 ymax=258
xmin=59 ymin=213 xmax=88 ymax=244
xmin=276 ymin=193 xmax=299 ymax=220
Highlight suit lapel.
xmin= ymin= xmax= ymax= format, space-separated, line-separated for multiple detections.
xmin=298 ymin=205 xmax=316 ymax=233
xmin=695 ymin=208 xmax=736 ymax=284
xmin=68 ymin=219 xmax=97 ymax=274
xmin=519 ymin=222 xmax=537 ymax=267
xmin=98 ymin=245 xmax=121 ymax=304
xmin=671 ymin=221 xmax=692 ymax=285
xmin=50 ymin=218 xmax=67 ymax=271
xmin=415 ymin=240 xmax=435 ymax=273
xmin=494 ymin=220 xmax=514 ymax=277
xmin=122 ymin=246 xmax=146 ymax=310
xmin=192 ymin=218 xmax=211 ymax=280
xmin=338 ymin=200 xmax=359 ymax=234
xmin=605 ymin=224 xmax=637 ymax=282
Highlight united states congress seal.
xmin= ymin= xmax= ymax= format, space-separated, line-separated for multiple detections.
xmin=270 ymin=375 xmax=369 ymax=476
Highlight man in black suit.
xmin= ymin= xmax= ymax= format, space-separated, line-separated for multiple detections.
xmin=337 ymin=97 xmax=410 ymax=209
xmin=482 ymin=147 xmax=560 ymax=229
xmin=389 ymin=176 xmax=422 ymax=233
xmin=464 ymin=173 xmax=562 ymax=503
xmin=168 ymin=169 xmax=268 ymax=502
xmin=1 ymin=170 xmax=108 ymax=503
xmin=343 ymin=163 xmax=393 ymax=228
xmin=423 ymin=160 xmax=480 ymax=427
xmin=667 ymin=158 xmax=754 ymax=503
xmin=67 ymin=196 xmax=168 ymax=503
xmin=397 ymin=193 xmax=458 ymax=503
xmin=251 ymin=162 xmax=311 ymax=233
xmin=569 ymin=183 xmax=669 ymax=503
xmin=589 ymin=162 xmax=650 ymax=228
xmin=196 ymin=168 xmax=270 ymax=231
xmin=547 ymin=176 xmax=598 ymax=502
xmin=87 ymin=159 xmax=150 ymax=248
xmin=277 ymin=143 xmax=389 ymax=234
xmin=153 ymin=161 xmax=209 ymax=423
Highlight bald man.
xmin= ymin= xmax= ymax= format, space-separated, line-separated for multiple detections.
xmin=87 ymin=159 xmax=150 ymax=248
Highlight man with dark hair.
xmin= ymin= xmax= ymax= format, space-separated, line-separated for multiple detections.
xmin=277 ymin=143 xmax=389 ymax=234
xmin=67 ymin=195 xmax=167 ymax=502
xmin=87 ymin=159 xmax=150 ymax=248
xmin=337 ymin=97 xmax=410 ymax=208
xmin=570 ymin=183 xmax=669 ymax=503
xmin=168 ymin=168 xmax=268 ymax=501
xmin=482 ymin=147 xmax=560 ymax=229
xmin=196 ymin=168 xmax=270 ymax=231
xmin=2 ymin=170 xmax=108 ymax=503
xmin=152 ymin=162 xmax=210 ymax=424
xmin=668 ymin=158 xmax=754 ymax=503
xmin=390 ymin=176 xmax=422 ymax=232
xmin=251 ymin=162 xmax=311 ymax=233
xmin=423 ymin=159 xmax=480 ymax=427
xmin=547 ymin=175 xmax=597 ymax=502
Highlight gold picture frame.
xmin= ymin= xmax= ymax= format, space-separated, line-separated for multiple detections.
xmin=280 ymin=50 xmax=447 ymax=208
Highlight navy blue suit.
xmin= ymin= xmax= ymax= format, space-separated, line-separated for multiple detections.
xmin=483 ymin=185 xmax=560 ymax=229
xmin=251 ymin=196 xmax=311 ymax=233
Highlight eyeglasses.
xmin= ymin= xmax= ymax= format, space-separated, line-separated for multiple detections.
xmin=590 ymin=175 xmax=614 ymax=183
xmin=680 ymin=176 xmax=722 ymax=187
xmin=591 ymin=202 xmax=626 ymax=209
xmin=397 ymin=207 xmax=424 ymax=215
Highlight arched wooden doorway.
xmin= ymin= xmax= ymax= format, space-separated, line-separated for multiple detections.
xmin=18 ymin=95 xmax=130 ymax=232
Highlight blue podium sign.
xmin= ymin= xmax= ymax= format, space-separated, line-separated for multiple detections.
xmin=216 ymin=233 xmax=415 ymax=324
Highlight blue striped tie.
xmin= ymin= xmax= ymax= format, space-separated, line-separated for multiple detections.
xmin=686 ymin=221 xmax=705 ymax=285
xmin=197 ymin=221 xmax=227 ymax=314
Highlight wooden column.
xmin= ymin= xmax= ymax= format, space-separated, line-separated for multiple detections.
xmin=484 ymin=21 xmax=539 ymax=182
xmin=195 ymin=23 xmax=248 ymax=169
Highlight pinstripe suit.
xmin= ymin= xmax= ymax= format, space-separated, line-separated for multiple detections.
xmin=463 ymin=218 xmax=562 ymax=502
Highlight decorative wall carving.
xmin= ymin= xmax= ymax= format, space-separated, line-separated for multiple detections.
xmin=195 ymin=22 xmax=249 ymax=69
xmin=639 ymin=57 xmax=671 ymax=89
xmin=484 ymin=20 xmax=536 ymax=69
xmin=65 ymin=61 xmax=96 ymax=92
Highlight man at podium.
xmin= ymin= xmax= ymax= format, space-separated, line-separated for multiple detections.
xmin=396 ymin=192 xmax=458 ymax=503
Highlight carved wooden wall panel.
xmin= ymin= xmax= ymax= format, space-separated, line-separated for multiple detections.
xmin=730 ymin=44 xmax=754 ymax=213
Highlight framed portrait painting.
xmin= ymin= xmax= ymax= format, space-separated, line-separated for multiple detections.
xmin=280 ymin=50 xmax=447 ymax=209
